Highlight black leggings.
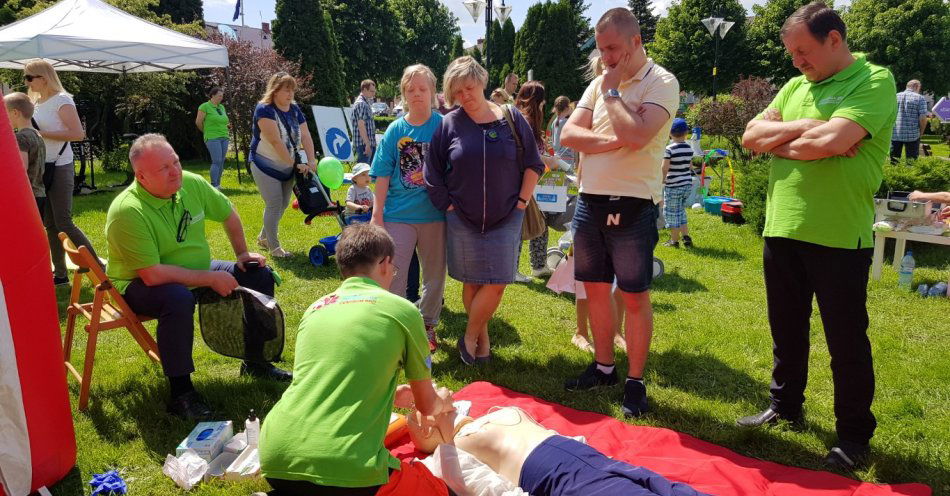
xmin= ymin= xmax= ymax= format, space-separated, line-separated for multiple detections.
xmin=266 ymin=478 xmax=381 ymax=496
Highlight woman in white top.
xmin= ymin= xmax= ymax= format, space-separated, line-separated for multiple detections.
xmin=25 ymin=59 xmax=99 ymax=285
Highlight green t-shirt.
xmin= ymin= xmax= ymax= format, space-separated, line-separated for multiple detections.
xmin=762 ymin=54 xmax=896 ymax=249
xmin=105 ymin=171 xmax=234 ymax=293
xmin=259 ymin=277 xmax=432 ymax=488
xmin=198 ymin=101 xmax=230 ymax=141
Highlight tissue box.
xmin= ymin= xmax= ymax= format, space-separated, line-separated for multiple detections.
xmin=177 ymin=421 xmax=233 ymax=462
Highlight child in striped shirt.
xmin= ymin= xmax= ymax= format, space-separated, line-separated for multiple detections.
xmin=662 ymin=118 xmax=695 ymax=247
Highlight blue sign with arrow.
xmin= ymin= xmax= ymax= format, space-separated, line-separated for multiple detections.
xmin=933 ymin=97 xmax=950 ymax=123
xmin=325 ymin=127 xmax=352 ymax=160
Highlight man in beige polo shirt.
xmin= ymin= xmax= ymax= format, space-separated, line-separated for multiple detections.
xmin=560 ymin=7 xmax=679 ymax=417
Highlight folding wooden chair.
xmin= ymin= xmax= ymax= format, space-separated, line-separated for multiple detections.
xmin=60 ymin=233 xmax=161 ymax=411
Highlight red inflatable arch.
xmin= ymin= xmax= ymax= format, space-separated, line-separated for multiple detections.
xmin=0 ymin=99 xmax=76 ymax=494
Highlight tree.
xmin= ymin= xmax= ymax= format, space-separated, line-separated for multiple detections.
xmin=566 ymin=0 xmax=592 ymax=48
xmin=651 ymin=0 xmax=752 ymax=96
xmin=206 ymin=33 xmax=314 ymax=161
xmin=152 ymin=0 xmax=203 ymax=24
xmin=845 ymin=0 xmax=950 ymax=95
xmin=448 ymin=34 xmax=464 ymax=64
xmin=487 ymin=19 xmax=504 ymax=80
xmin=628 ymin=0 xmax=658 ymax=44
xmin=745 ymin=0 xmax=811 ymax=85
xmin=389 ymin=0 xmax=460 ymax=79
xmin=500 ymin=18 xmax=516 ymax=67
xmin=273 ymin=0 xmax=347 ymax=107
xmin=514 ymin=1 xmax=587 ymax=103
xmin=321 ymin=0 xmax=404 ymax=94
xmin=685 ymin=77 xmax=776 ymax=160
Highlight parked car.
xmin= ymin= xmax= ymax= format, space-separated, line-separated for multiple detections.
xmin=371 ymin=102 xmax=390 ymax=116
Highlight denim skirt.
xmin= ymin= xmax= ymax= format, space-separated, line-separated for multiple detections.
xmin=446 ymin=208 xmax=524 ymax=284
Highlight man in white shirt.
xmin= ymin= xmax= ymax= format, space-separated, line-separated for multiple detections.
xmin=560 ymin=7 xmax=679 ymax=417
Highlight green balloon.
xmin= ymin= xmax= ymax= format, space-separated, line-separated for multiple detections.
xmin=317 ymin=157 xmax=344 ymax=189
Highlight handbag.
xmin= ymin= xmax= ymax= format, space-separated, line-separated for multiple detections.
xmin=31 ymin=117 xmax=68 ymax=190
xmin=501 ymin=104 xmax=546 ymax=241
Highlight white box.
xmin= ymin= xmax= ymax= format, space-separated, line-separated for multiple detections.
xmin=177 ymin=421 xmax=233 ymax=463
xmin=535 ymin=171 xmax=569 ymax=213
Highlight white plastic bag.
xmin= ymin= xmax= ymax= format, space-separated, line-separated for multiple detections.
xmin=421 ymin=444 xmax=528 ymax=496
xmin=163 ymin=449 xmax=209 ymax=491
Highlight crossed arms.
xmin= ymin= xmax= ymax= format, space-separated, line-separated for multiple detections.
xmin=742 ymin=108 xmax=868 ymax=160
xmin=560 ymin=101 xmax=671 ymax=154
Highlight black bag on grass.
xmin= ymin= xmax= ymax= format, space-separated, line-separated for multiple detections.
xmin=196 ymin=286 xmax=285 ymax=362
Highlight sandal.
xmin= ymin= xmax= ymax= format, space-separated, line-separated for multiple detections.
xmin=270 ymin=248 xmax=293 ymax=258
xmin=257 ymin=238 xmax=269 ymax=250
xmin=571 ymin=334 xmax=594 ymax=353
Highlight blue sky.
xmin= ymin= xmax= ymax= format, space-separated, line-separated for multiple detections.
xmin=203 ymin=0 xmax=850 ymax=46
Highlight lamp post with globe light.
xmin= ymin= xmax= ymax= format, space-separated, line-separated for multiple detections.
xmin=462 ymin=0 xmax=512 ymax=74
xmin=701 ymin=16 xmax=735 ymax=100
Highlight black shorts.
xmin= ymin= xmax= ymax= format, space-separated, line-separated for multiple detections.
xmin=572 ymin=194 xmax=658 ymax=293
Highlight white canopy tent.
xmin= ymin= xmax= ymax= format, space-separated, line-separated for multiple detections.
xmin=0 ymin=0 xmax=228 ymax=73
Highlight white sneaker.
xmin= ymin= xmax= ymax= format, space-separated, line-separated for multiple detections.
xmin=532 ymin=267 xmax=553 ymax=278
xmin=514 ymin=272 xmax=532 ymax=283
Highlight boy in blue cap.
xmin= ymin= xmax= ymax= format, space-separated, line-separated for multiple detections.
xmin=661 ymin=118 xmax=695 ymax=247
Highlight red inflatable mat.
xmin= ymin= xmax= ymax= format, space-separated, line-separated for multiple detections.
xmin=390 ymin=382 xmax=930 ymax=496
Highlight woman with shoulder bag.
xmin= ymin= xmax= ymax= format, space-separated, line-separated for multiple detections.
xmin=424 ymin=57 xmax=544 ymax=365
xmin=25 ymin=59 xmax=100 ymax=285
xmin=249 ymin=72 xmax=317 ymax=258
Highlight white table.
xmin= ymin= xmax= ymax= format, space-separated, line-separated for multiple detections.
xmin=871 ymin=229 xmax=950 ymax=280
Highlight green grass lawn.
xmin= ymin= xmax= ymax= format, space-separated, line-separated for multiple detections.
xmin=922 ymin=134 xmax=949 ymax=158
xmin=48 ymin=160 xmax=950 ymax=495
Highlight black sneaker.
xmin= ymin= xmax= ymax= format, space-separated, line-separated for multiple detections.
xmin=736 ymin=407 xmax=803 ymax=428
xmin=167 ymin=390 xmax=213 ymax=420
xmin=53 ymin=276 xmax=70 ymax=286
xmin=662 ymin=240 xmax=679 ymax=248
xmin=621 ymin=380 xmax=649 ymax=417
xmin=240 ymin=362 xmax=293 ymax=382
xmin=564 ymin=362 xmax=618 ymax=391
xmin=824 ymin=441 xmax=870 ymax=470
xmin=682 ymin=235 xmax=693 ymax=247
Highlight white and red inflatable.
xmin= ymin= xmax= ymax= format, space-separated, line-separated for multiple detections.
xmin=0 ymin=100 xmax=76 ymax=494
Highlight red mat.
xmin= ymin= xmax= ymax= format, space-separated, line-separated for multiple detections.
xmin=390 ymin=382 xmax=930 ymax=496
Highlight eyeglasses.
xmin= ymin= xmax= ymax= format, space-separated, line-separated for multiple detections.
xmin=177 ymin=208 xmax=192 ymax=242
xmin=24 ymin=75 xmax=43 ymax=82
xmin=378 ymin=256 xmax=398 ymax=276
xmin=215 ymin=108 xmax=223 ymax=115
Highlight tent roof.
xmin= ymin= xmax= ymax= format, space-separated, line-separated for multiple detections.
xmin=0 ymin=0 xmax=227 ymax=73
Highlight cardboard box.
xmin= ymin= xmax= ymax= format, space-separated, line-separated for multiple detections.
xmin=535 ymin=171 xmax=569 ymax=213
xmin=177 ymin=421 xmax=233 ymax=462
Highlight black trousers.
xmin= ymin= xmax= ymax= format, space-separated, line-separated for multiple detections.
xmin=124 ymin=261 xmax=275 ymax=378
xmin=890 ymin=139 xmax=919 ymax=162
xmin=763 ymin=237 xmax=876 ymax=444
xmin=266 ymin=478 xmax=381 ymax=496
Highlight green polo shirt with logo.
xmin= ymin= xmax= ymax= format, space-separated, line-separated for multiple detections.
xmin=105 ymin=171 xmax=234 ymax=294
xmin=259 ymin=277 xmax=432 ymax=488
xmin=762 ymin=54 xmax=896 ymax=249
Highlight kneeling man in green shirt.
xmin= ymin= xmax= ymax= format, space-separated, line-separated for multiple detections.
xmin=738 ymin=2 xmax=896 ymax=469
xmin=105 ymin=134 xmax=291 ymax=420
xmin=260 ymin=224 xmax=454 ymax=495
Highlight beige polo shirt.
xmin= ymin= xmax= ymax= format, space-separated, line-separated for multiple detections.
xmin=576 ymin=59 xmax=679 ymax=202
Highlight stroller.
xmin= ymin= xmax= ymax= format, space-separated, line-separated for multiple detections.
xmin=292 ymin=171 xmax=370 ymax=267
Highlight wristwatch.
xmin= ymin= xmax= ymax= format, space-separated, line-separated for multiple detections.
xmin=603 ymin=88 xmax=621 ymax=101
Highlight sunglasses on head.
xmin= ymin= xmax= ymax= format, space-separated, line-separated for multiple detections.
xmin=24 ymin=74 xmax=43 ymax=82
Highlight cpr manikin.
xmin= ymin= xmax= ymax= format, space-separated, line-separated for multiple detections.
xmin=408 ymin=407 xmax=709 ymax=496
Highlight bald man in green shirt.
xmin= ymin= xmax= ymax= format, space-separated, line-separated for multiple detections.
xmin=738 ymin=2 xmax=896 ymax=470
xmin=106 ymin=133 xmax=291 ymax=420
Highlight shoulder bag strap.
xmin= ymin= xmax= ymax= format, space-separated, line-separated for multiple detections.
xmin=501 ymin=104 xmax=524 ymax=170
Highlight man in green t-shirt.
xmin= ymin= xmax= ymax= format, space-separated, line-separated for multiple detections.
xmin=260 ymin=224 xmax=454 ymax=494
xmin=738 ymin=2 xmax=896 ymax=469
xmin=105 ymin=134 xmax=290 ymax=420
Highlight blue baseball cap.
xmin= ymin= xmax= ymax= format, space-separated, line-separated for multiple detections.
xmin=671 ymin=118 xmax=689 ymax=134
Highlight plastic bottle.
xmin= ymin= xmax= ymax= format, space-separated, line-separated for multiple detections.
xmin=245 ymin=410 xmax=260 ymax=447
xmin=898 ymin=251 xmax=915 ymax=290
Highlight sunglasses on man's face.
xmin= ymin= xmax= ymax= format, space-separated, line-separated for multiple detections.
xmin=24 ymin=75 xmax=43 ymax=82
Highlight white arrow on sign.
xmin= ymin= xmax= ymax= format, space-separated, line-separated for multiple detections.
xmin=933 ymin=97 xmax=950 ymax=123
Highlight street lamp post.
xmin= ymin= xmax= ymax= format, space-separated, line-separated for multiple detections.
xmin=701 ymin=16 xmax=735 ymax=100
xmin=462 ymin=0 xmax=512 ymax=74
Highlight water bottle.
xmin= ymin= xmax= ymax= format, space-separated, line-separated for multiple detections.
xmin=898 ymin=251 xmax=915 ymax=290
xmin=245 ymin=409 xmax=260 ymax=447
